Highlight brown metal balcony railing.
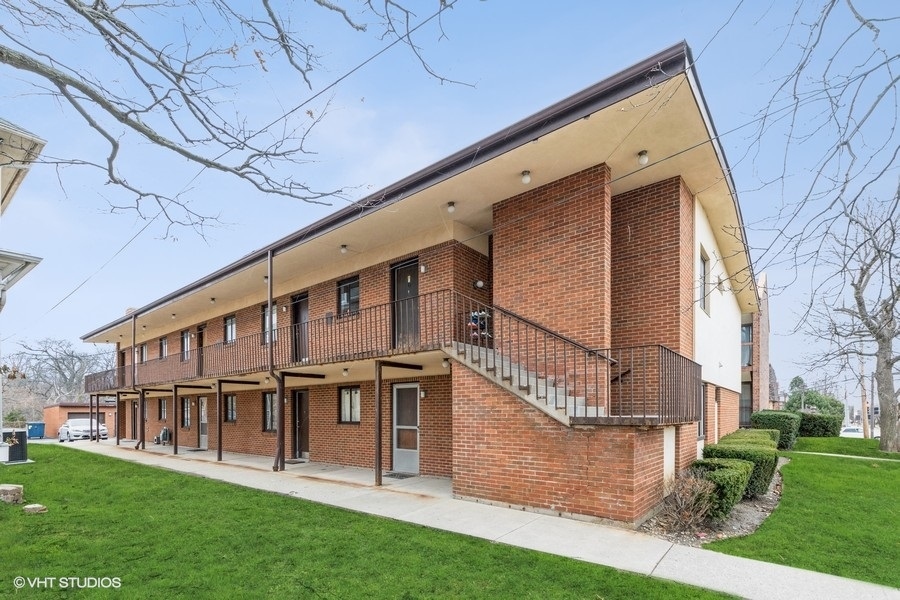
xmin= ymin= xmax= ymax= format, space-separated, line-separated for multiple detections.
xmin=453 ymin=298 xmax=702 ymax=425
xmin=84 ymin=289 xmax=701 ymax=425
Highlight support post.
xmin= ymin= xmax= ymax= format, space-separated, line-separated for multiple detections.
xmin=136 ymin=389 xmax=146 ymax=450
xmin=115 ymin=392 xmax=122 ymax=446
xmin=375 ymin=360 xmax=382 ymax=486
xmin=173 ymin=385 xmax=179 ymax=455
xmin=217 ymin=380 xmax=223 ymax=462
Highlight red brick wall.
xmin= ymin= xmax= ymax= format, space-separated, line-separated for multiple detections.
xmin=611 ymin=177 xmax=695 ymax=356
xmin=452 ymin=367 xmax=664 ymax=524
xmin=152 ymin=376 xmax=454 ymax=476
xmin=492 ymin=164 xmax=611 ymax=348
xmin=718 ymin=386 xmax=740 ymax=438
xmin=674 ymin=423 xmax=699 ymax=471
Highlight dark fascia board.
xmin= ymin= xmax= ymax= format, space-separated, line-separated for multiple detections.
xmin=81 ymin=43 xmax=691 ymax=341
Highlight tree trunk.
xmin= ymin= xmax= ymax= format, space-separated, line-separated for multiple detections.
xmin=875 ymin=341 xmax=898 ymax=453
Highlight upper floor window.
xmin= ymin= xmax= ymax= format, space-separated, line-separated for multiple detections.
xmin=181 ymin=330 xmax=191 ymax=361
xmin=699 ymin=248 xmax=710 ymax=314
xmin=159 ymin=337 xmax=168 ymax=359
xmin=337 ymin=276 xmax=360 ymax=316
xmin=139 ymin=344 xmax=148 ymax=364
xmin=261 ymin=304 xmax=278 ymax=344
xmin=158 ymin=398 xmax=167 ymax=420
xmin=224 ymin=315 xmax=237 ymax=345
xmin=741 ymin=323 xmax=753 ymax=367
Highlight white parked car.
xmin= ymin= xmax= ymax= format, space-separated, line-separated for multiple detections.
xmin=839 ymin=426 xmax=864 ymax=438
xmin=58 ymin=419 xmax=108 ymax=442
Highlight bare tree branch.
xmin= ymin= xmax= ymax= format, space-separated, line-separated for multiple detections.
xmin=0 ymin=0 xmax=462 ymax=234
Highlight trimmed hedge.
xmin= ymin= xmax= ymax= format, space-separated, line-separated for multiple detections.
xmin=692 ymin=458 xmax=753 ymax=520
xmin=720 ymin=429 xmax=779 ymax=447
xmin=797 ymin=412 xmax=842 ymax=437
xmin=750 ymin=410 xmax=801 ymax=450
xmin=703 ymin=442 xmax=777 ymax=498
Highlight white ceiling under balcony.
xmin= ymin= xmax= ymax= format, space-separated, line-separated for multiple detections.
xmin=83 ymin=45 xmax=755 ymax=346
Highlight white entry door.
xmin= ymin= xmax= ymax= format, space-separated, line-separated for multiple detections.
xmin=199 ymin=397 xmax=208 ymax=450
xmin=393 ymin=384 xmax=419 ymax=474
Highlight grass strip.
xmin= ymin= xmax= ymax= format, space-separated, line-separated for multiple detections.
xmin=1 ymin=445 xmax=732 ymax=599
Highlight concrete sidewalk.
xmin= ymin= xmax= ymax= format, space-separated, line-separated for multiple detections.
xmin=63 ymin=440 xmax=898 ymax=600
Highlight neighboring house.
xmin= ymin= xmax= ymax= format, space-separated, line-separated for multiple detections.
xmin=740 ymin=273 xmax=771 ymax=426
xmin=82 ymin=43 xmax=759 ymax=526
xmin=0 ymin=117 xmax=45 ymax=303
xmin=43 ymin=401 xmax=117 ymax=438
xmin=1 ymin=118 xmax=45 ymax=448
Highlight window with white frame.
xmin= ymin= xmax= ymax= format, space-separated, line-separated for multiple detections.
xmin=262 ymin=392 xmax=277 ymax=431
xmin=159 ymin=337 xmax=168 ymax=359
xmin=224 ymin=394 xmax=237 ymax=422
xmin=181 ymin=330 xmax=191 ymax=361
xmin=261 ymin=304 xmax=278 ymax=344
xmin=158 ymin=398 xmax=167 ymax=420
xmin=699 ymin=248 xmax=711 ymax=314
xmin=337 ymin=276 xmax=360 ymax=316
xmin=224 ymin=315 xmax=237 ymax=344
xmin=339 ymin=386 xmax=361 ymax=424
xmin=139 ymin=343 xmax=148 ymax=364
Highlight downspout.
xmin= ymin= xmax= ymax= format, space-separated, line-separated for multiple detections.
xmin=268 ymin=250 xmax=285 ymax=472
xmin=131 ymin=312 xmax=140 ymax=449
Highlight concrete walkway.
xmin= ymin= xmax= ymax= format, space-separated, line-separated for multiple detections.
xmin=62 ymin=440 xmax=898 ymax=600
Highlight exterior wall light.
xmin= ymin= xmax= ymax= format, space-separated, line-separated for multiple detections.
xmin=638 ymin=150 xmax=649 ymax=166
xmin=521 ymin=170 xmax=531 ymax=185
xmin=342 ymin=368 xmax=349 ymax=377
xmin=473 ymin=280 xmax=485 ymax=289
xmin=446 ymin=201 xmax=455 ymax=213
xmin=340 ymin=245 xmax=348 ymax=254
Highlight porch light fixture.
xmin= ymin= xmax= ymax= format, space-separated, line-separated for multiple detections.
xmin=210 ymin=297 xmax=216 ymax=304
xmin=342 ymin=368 xmax=349 ymax=377
xmin=141 ymin=325 xmax=146 ymax=330
xmin=446 ymin=201 xmax=455 ymax=213
xmin=473 ymin=280 xmax=485 ymax=289
xmin=637 ymin=150 xmax=649 ymax=166
xmin=340 ymin=244 xmax=348 ymax=254
xmin=264 ymin=376 xmax=270 ymax=384
xmin=520 ymin=170 xmax=531 ymax=185
xmin=171 ymin=313 xmax=176 ymax=320
xmin=419 ymin=264 xmax=427 ymax=274
xmin=441 ymin=359 xmax=450 ymax=369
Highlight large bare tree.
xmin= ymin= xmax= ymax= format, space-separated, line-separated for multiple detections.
xmin=11 ymin=338 xmax=114 ymax=404
xmin=743 ymin=2 xmax=898 ymax=451
xmin=804 ymin=201 xmax=899 ymax=451
xmin=0 ymin=0 xmax=460 ymax=234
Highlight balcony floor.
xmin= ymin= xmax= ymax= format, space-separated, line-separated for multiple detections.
xmin=66 ymin=438 xmax=452 ymax=498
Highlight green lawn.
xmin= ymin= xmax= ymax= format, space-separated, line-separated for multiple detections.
xmin=0 ymin=446 xmax=732 ymax=599
xmin=706 ymin=450 xmax=900 ymax=588
xmin=792 ymin=436 xmax=899 ymax=460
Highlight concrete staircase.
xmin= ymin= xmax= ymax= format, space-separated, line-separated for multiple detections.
xmin=448 ymin=341 xmax=607 ymax=426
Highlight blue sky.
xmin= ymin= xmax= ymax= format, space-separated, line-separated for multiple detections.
xmin=0 ymin=1 xmax=893 ymax=401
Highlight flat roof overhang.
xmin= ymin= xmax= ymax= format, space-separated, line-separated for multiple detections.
xmin=83 ymin=42 xmax=758 ymax=346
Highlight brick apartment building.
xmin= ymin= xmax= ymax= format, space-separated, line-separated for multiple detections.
xmin=82 ymin=43 xmax=760 ymax=526
xmin=741 ymin=273 xmax=771 ymax=426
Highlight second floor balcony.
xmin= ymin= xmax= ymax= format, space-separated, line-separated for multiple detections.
xmin=85 ymin=289 xmax=701 ymax=426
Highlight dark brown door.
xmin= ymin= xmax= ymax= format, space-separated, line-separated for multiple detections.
xmin=392 ymin=259 xmax=419 ymax=349
xmin=291 ymin=294 xmax=309 ymax=363
xmin=196 ymin=326 xmax=205 ymax=376
xmin=294 ymin=390 xmax=309 ymax=459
